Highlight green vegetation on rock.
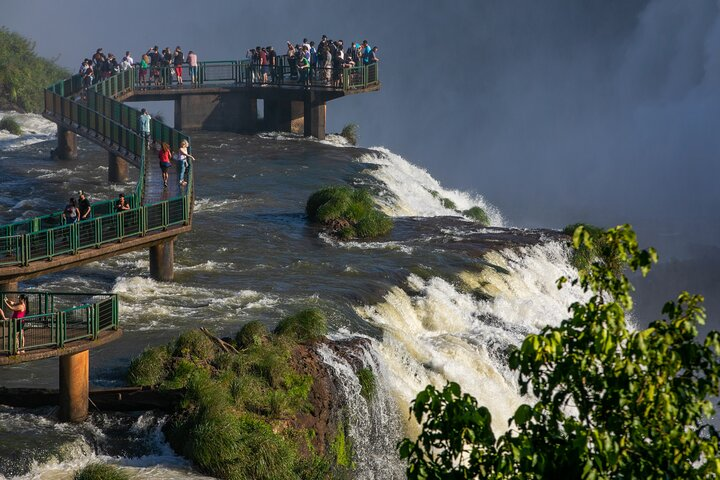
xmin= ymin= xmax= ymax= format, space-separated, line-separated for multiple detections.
xmin=236 ymin=320 xmax=269 ymax=348
xmin=463 ymin=206 xmax=489 ymax=225
xmin=306 ymin=186 xmax=393 ymax=240
xmin=275 ymin=308 xmax=328 ymax=342
xmin=439 ymin=197 xmax=457 ymax=210
xmin=563 ymin=222 xmax=621 ymax=274
xmin=0 ymin=116 xmax=22 ymax=135
xmin=127 ymin=310 xmax=344 ymax=479
xmin=340 ymin=123 xmax=358 ymax=145
xmin=399 ymin=225 xmax=720 ymax=479
xmin=73 ymin=464 xmax=129 ymax=480
xmin=0 ymin=28 xmax=70 ymax=113
xmin=357 ymin=367 xmax=376 ymax=401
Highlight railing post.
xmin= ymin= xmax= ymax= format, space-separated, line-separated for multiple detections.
xmin=58 ymin=311 xmax=66 ymax=347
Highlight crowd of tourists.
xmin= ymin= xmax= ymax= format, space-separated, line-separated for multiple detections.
xmin=78 ymin=46 xmax=200 ymax=93
xmin=247 ymin=35 xmax=379 ymax=86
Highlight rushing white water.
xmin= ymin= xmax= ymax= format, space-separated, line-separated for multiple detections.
xmin=0 ymin=111 xmax=57 ymax=151
xmin=356 ymin=241 xmax=587 ymax=435
xmin=0 ymin=408 xmax=212 ymax=480
xmin=357 ymin=147 xmax=505 ymax=226
xmin=316 ymin=341 xmax=405 ymax=480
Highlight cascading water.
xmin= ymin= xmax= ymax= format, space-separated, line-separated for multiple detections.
xmin=0 ymin=113 xmax=584 ymax=478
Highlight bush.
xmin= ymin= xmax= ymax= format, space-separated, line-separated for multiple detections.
xmin=236 ymin=320 xmax=269 ymax=348
xmin=126 ymin=346 xmax=170 ymax=386
xmin=340 ymin=123 xmax=358 ymax=145
xmin=357 ymin=368 xmax=376 ymax=401
xmin=463 ymin=206 xmax=489 ymax=225
xmin=172 ymin=329 xmax=217 ymax=363
xmin=306 ymin=186 xmax=393 ymax=239
xmin=0 ymin=116 xmax=22 ymax=135
xmin=563 ymin=223 xmax=621 ymax=273
xmin=74 ymin=464 xmax=129 ymax=480
xmin=274 ymin=308 xmax=328 ymax=342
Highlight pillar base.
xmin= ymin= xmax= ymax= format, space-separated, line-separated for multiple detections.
xmin=51 ymin=127 xmax=77 ymax=161
xmin=0 ymin=282 xmax=19 ymax=294
xmin=59 ymin=350 xmax=89 ymax=423
xmin=108 ymin=152 xmax=129 ymax=183
xmin=149 ymin=239 xmax=174 ymax=281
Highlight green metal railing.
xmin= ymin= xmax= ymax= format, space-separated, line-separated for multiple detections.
xmin=0 ymin=292 xmax=118 ymax=355
xmin=125 ymin=56 xmax=379 ymax=91
xmin=0 ymin=61 xmax=194 ymax=268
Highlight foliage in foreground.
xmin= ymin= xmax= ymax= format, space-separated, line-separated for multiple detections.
xmin=0 ymin=116 xmax=22 ymax=135
xmin=340 ymin=123 xmax=359 ymax=145
xmin=126 ymin=310 xmax=356 ymax=479
xmin=306 ymin=186 xmax=393 ymax=239
xmin=399 ymin=224 xmax=720 ymax=479
xmin=73 ymin=463 xmax=129 ymax=480
xmin=563 ymin=222 xmax=621 ymax=274
xmin=0 ymin=28 xmax=70 ymax=113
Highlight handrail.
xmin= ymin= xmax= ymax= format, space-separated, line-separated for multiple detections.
xmin=0 ymin=59 xmax=194 ymax=268
xmin=0 ymin=291 xmax=118 ymax=355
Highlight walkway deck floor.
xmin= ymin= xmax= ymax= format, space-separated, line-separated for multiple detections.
xmin=143 ymin=146 xmax=187 ymax=204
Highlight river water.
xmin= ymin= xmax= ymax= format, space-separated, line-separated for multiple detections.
xmin=0 ymin=113 xmax=587 ymax=479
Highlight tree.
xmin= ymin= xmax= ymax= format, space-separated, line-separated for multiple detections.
xmin=398 ymin=225 xmax=720 ymax=479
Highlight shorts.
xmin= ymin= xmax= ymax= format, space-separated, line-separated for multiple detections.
xmin=160 ymin=162 xmax=171 ymax=172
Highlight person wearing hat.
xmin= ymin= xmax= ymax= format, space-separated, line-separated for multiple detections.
xmin=78 ymin=191 xmax=91 ymax=220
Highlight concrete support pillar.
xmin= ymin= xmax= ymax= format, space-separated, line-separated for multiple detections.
xmin=289 ymin=101 xmax=304 ymax=134
xmin=0 ymin=282 xmax=19 ymax=294
xmin=149 ymin=239 xmax=174 ymax=281
xmin=304 ymin=94 xmax=326 ymax=140
xmin=176 ymin=92 xmax=257 ymax=133
xmin=108 ymin=152 xmax=129 ymax=183
xmin=58 ymin=350 xmax=89 ymax=423
xmin=174 ymin=97 xmax=183 ymax=131
xmin=51 ymin=126 xmax=77 ymax=161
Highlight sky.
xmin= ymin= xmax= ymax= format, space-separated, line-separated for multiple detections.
xmin=3 ymin=0 xmax=719 ymax=260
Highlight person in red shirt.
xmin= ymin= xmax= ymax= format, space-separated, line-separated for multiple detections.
xmin=158 ymin=142 xmax=173 ymax=187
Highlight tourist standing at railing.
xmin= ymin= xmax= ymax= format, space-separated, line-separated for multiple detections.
xmin=369 ymin=46 xmax=379 ymax=64
xmin=162 ymin=48 xmax=173 ymax=86
xmin=298 ymin=48 xmax=311 ymax=86
xmin=115 ymin=194 xmax=130 ymax=212
xmin=148 ymin=46 xmax=161 ymax=86
xmin=80 ymin=59 xmax=94 ymax=99
xmin=139 ymin=54 xmax=150 ymax=89
xmin=361 ymin=41 xmax=371 ymax=65
xmin=287 ymin=42 xmax=298 ymax=80
xmin=159 ymin=142 xmax=173 ymax=188
xmin=173 ymin=47 xmax=184 ymax=86
xmin=63 ymin=198 xmax=80 ymax=224
xmin=176 ymin=139 xmax=194 ymax=187
xmin=187 ymin=50 xmax=198 ymax=86
xmin=260 ymin=47 xmax=269 ymax=84
xmin=139 ymin=108 xmax=152 ymax=149
xmin=122 ymin=51 xmax=134 ymax=70
xmin=309 ymin=41 xmax=317 ymax=79
xmin=0 ymin=295 xmax=27 ymax=354
xmin=92 ymin=48 xmax=105 ymax=84
xmin=267 ymin=47 xmax=277 ymax=84
xmin=78 ymin=191 xmax=91 ymax=220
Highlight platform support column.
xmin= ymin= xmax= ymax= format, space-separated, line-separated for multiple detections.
xmin=108 ymin=152 xmax=129 ymax=183
xmin=304 ymin=93 xmax=326 ymax=140
xmin=0 ymin=282 xmax=19 ymax=294
xmin=58 ymin=350 xmax=89 ymax=423
xmin=51 ymin=126 xmax=77 ymax=161
xmin=149 ymin=239 xmax=174 ymax=281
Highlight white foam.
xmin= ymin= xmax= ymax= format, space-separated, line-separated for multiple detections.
xmin=193 ymin=197 xmax=247 ymax=213
xmin=357 ymin=147 xmax=505 ymax=225
xmin=318 ymin=232 xmax=414 ymax=254
xmin=356 ymin=241 xmax=586 ymax=435
xmin=0 ymin=111 xmax=57 ymax=151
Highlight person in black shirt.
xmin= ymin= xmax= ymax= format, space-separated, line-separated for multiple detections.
xmin=116 ymin=193 xmax=130 ymax=212
xmin=78 ymin=191 xmax=91 ymax=220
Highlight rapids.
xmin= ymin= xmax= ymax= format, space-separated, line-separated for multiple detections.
xmin=0 ymin=113 xmax=584 ymax=479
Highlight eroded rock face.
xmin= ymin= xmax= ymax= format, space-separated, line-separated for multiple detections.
xmin=290 ymin=337 xmax=371 ymax=456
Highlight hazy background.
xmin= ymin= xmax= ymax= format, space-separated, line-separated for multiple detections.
xmin=3 ymin=0 xmax=719 ymax=321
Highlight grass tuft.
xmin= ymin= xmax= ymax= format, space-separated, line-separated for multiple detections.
xmin=126 ymin=346 xmax=170 ymax=387
xmin=306 ymin=186 xmax=393 ymax=239
xmin=274 ymin=308 xmax=328 ymax=342
xmin=463 ymin=206 xmax=489 ymax=225
xmin=236 ymin=320 xmax=269 ymax=348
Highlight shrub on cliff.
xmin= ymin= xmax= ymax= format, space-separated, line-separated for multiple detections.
xmin=236 ymin=320 xmax=269 ymax=348
xmin=563 ymin=222 xmax=621 ymax=274
xmin=126 ymin=345 xmax=170 ymax=386
xmin=340 ymin=123 xmax=358 ymax=145
xmin=0 ymin=28 xmax=70 ymax=113
xmin=463 ymin=206 xmax=489 ymax=225
xmin=306 ymin=186 xmax=393 ymax=240
xmin=0 ymin=116 xmax=22 ymax=135
xmin=275 ymin=308 xmax=328 ymax=342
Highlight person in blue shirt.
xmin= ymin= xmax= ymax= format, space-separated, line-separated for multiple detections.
xmin=361 ymin=40 xmax=372 ymax=65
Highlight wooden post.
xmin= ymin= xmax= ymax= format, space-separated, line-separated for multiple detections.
xmin=58 ymin=350 xmax=89 ymax=422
